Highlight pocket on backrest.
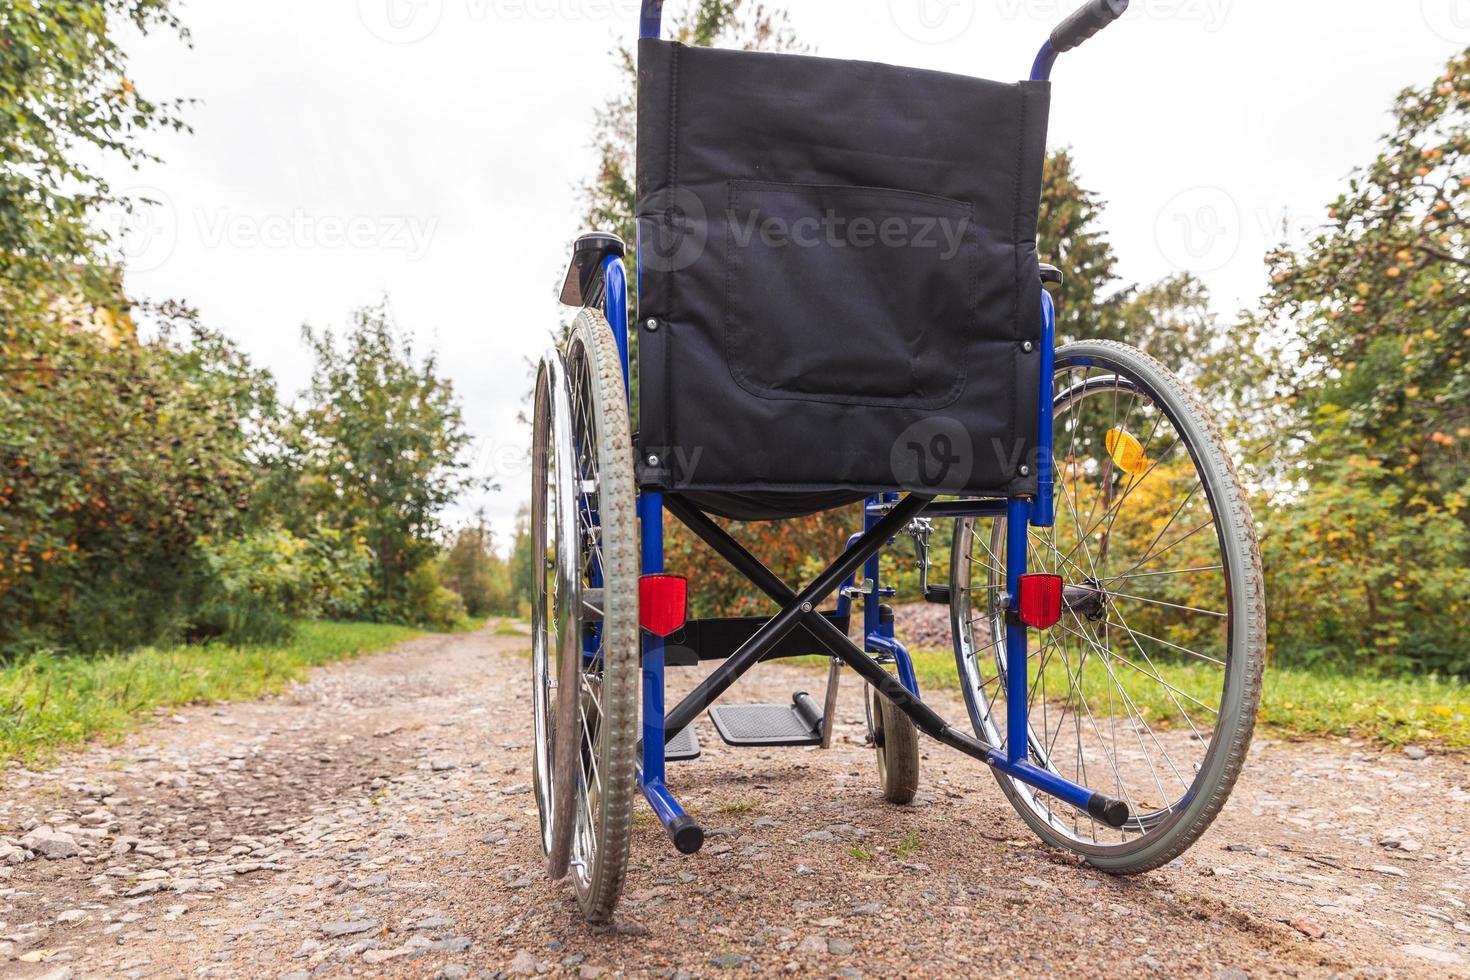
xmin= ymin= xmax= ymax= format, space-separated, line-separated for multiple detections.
xmin=723 ymin=180 xmax=979 ymax=409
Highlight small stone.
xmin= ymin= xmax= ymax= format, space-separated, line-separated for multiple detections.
xmin=430 ymin=756 xmax=460 ymax=772
xmin=800 ymin=831 xmax=835 ymax=842
xmin=508 ymin=949 xmax=539 ymax=975
xmin=412 ymin=916 xmax=453 ymax=931
xmin=848 ymin=901 xmax=881 ymax=916
xmin=1402 ymin=746 xmax=1427 ymax=760
xmin=56 ymin=909 xmax=88 ymax=924
xmin=1378 ymin=829 xmax=1423 ymax=852
xmin=429 ymin=937 xmax=473 ymax=953
xmin=711 ymin=952 xmax=748 ymax=969
xmin=438 ymin=968 xmax=469 ymax=980
xmin=796 ymin=935 xmax=829 ymax=955
xmin=320 ymin=919 xmax=378 ymax=938
xmin=1371 ymin=865 xmax=1408 ymax=878
xmin=1400 ymin=944 xmax=1463 ymax=965
xmin=828 ymin=938 xmax=855 ymax=955
xmin=20 ymin=827 xmax=80 ymax=860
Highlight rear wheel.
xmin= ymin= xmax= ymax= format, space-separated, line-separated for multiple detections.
xmin=950 ymin=341 xmax=1265 ymax=874
xmin=560 ymin=309 xmax=640 ymax=922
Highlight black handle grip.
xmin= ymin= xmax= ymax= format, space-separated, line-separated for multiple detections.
xmin=1050 ymin=0 xmax=1129 ymax=53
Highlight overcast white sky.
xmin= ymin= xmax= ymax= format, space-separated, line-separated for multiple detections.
xmin=104 ymin=1 xmax=1469 ymax=548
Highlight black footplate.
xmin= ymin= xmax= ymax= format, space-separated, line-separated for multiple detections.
xmin=666 ymin=724 xmax=701 ymax=762
xmin=707 ymin=692 xmax=824 ymax=747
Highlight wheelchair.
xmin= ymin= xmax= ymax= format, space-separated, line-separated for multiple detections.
xmin=532 ymin=0 xmax=1266 ymax=923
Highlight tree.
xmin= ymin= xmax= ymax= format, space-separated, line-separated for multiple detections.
xmin=1266 ymin=48 xmax=1468 ymax=510
xmin=0 ymin=0 xmax=190 ymax=313
xmin=280 ymin=302 xmax=477 ymax=620
xmin=439 ymin=511 xmax=513 ymax=617
xmin=1039 ymin=149 xmax=1125 ymax=346
xmin=1250 ymin=49 xmax=1470 ymax=675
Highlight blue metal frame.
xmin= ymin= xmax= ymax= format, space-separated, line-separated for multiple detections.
xmin=605 ymin=6 xmax=1111 ymax=844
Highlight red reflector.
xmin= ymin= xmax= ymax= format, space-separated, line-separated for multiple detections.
xmin=639 ymin=574 xmax=688 ymax=637
xmin=1017 ymin=574 xmax=1064 ymax=630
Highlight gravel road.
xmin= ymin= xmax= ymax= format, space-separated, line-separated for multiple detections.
xmin=2 ymin=623 xmax=1468 ymax=978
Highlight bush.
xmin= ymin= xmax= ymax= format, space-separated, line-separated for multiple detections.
xmin=402 ymin=563 xmax=467 ymax=630
xmin=193 ymin=526 xmax=374 ymax=644
xmin=1 ymin=312 xmax=277 ymax=657
xmin=1261 ymin=439 xmax=1470 ymax=677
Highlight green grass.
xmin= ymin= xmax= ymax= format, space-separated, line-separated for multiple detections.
xmin=795 ymin=645 xmax=1469 ymax=749
xmin=895 ymin=830 xmax=922 ymax=860
xmin=492 ymin=618 xmax=528 ymax=636
xmin=903 ymin=646 xmax=1470 ymax=749
xmin=847 ymin=842 xmax=875 ymax=861
xmin=0 ymin=621 xmax=421 ymax=766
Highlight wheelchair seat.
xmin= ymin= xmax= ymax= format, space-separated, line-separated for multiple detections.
xmin=674 ymin=489 xmax=868 ymax=522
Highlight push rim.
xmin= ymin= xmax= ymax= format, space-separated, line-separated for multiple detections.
xmin=953 ymin=345 xmax=1251 ymax=857
xmin=530 ymin=353 xmax=580 ymax=874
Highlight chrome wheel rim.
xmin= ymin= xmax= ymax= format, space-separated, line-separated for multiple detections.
xmin=531 ymin=354 xmax=580 ymax=865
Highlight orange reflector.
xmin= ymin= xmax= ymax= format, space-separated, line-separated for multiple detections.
xmin=639 ymin=574 xmax=688 ymax=637
xmin=1105 ymin=427 xmax=1149 ymax=476
xmin=1017 ymin=574 xmax=1064 ymax=630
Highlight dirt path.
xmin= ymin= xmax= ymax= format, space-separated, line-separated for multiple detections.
xmin=2 ymin=625 xmax=1468 ymax=978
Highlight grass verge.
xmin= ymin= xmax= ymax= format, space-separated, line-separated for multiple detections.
xmin=795 ymin=646 xmax=1468 ymax=749
xmin=0 ymin=621 xmax=421 ymax=767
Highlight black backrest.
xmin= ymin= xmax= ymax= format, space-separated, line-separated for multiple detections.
xmin=635 ymin=39 xmax=1051 ymax=500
